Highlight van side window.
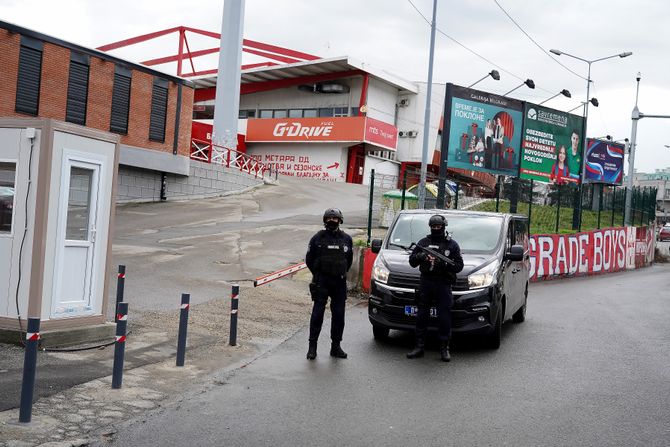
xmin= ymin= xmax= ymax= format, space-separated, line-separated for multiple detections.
xmin=514 ymin=219 xmax=529 ymax=250
xmin=505 ymin=221 xmax=515 ymax=252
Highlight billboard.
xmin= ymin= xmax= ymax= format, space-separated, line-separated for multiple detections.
xmin=443 ymin=84 xmax=523 ymax=177
xmin=519 ymin=105 xmax=585 ymax=185
xmin=583 ymin=138 xmax=625 ymax=184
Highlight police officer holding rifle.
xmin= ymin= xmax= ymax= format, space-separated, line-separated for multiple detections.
xmin=406 ymin=215 xmax=463 ymax=362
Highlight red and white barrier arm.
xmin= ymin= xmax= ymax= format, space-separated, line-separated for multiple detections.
xmin=254 ymin=262 xmax=308 ymax=287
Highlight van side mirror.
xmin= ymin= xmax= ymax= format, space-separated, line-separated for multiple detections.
xmin=370 ymin=239 xmax=383 ymax=254
xmin=505 ymin=244 xmax=524 ymax=262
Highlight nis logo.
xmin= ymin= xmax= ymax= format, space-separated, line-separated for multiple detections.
xmin=273 ymin=122 xmax=334 ymax=138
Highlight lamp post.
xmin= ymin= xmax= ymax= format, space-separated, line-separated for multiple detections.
xmin=550 ymin=48 xmax=632 ymax=229
xmin=503 ymin=79 xmax=535 ymax=96
xmin=540 ymin=89 xmax=571 ymax=105
xmin=624 ymin=74 xmax=670 ymax=225
xmin=468 ymin=70 xmax=500 ymax=88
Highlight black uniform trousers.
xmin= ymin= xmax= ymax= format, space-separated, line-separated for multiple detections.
xmin=415 ymin=277 xmax=453 ymax=344
xmin=309 ymin=274 xmax=346 ymax=343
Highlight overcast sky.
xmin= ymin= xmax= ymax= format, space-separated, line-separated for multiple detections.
xmin=2 ymin=0 xmax=669 ymax=173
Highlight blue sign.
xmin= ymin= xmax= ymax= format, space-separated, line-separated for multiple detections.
xmin=584 ymin=139 xmax=625 ymax=184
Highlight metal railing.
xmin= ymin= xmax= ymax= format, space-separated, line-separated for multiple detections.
xmin=190 ymin=138 xmax=270 ymax=179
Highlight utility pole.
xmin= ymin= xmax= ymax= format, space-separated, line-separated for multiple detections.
xmin=212 ymin=0 xmax=245 ymax=149
xmin=417 ymin=0 xmax=438 ymax=209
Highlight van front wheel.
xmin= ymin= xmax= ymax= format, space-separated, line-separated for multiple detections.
xmin=513 ymin=285 xmax=528 ymax=323
xmin=486 ymin=308 xmax=502 ymax=349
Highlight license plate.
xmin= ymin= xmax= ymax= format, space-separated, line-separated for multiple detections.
xmin=404 ymin=306 xmax=438 ymax=317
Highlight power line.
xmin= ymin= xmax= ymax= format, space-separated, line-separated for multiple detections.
xmin=406 ymin=0 xmax=554 ymax=95
xmin=493 ymin=0 xmax=588 ymax=82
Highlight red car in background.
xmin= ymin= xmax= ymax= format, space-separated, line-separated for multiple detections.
xmin=658 ymin=226 xmax=670 ymax=242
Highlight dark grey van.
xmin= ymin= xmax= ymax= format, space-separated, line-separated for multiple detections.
xmin=368 ymin=209 xmax=529 ymax=348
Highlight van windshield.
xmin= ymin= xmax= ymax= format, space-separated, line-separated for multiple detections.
xmin=387 ymin=214 xmax=504 ymax=253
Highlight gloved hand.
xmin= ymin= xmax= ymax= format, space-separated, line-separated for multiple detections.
xmin=415 ymin=251 xmax=428 ymax=263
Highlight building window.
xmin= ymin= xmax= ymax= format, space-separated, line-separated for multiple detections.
xmin=238 ymin=109 xmax=256 ymax=119
xmin=65 ymin=52 xmax=90 ymax=126
xmin=110 ymin=66 xmax=132 ymax=134
xmin=149 ymin=78 xmax=169 ymax=142
xmin=0 ymin=162 xmax=17 ymax=234
xmin=318 ymin=108 xmax=333 ymax=117
xmin=303 ymin=109 xmax=318 ymax=118
xmin=15 ymin=36 xmax=43 ymax=116
xmin=289 ymin=109 xmax=302 ymax=118
xmin=259 ymin=109 xmax=273 ymax=118
xmin=273 ymin=109 xmax=288 ymax=119
xmin=350 ymin=107 xmax=360 ymax=117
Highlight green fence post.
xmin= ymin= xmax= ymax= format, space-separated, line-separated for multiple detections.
xmin=454 ymin=182 xmax=460 ymax=209
xmin=400 ymin=169 xmax=407 ymax=210
xmin=556 ymin=186 xmax=561 ymax=233
xmin=610 ymin=186 xmax=616 ymax=227
xmin=367 ymin=169 xmax=375 ymax=246
xmin=622 ymin=187 xmax=627 ymax=227
xmin=528 ymin=179 xmax=533 ymax=232
xmin=495 ymin=176 xmax=500 ymax=212
xmin=597 ymin=183 xmax=603 ymax=229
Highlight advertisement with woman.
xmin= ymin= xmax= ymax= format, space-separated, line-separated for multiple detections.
xmin=443 ymin=84 xmax=523 ymax=177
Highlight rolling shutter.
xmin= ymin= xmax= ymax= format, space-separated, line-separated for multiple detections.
xmin=110 ymin=65 xmax=132 ymax=134
xmin=15 ymin=37 xmax=43 ymax=116
xmin=65 ymin=52 xmax=90 ymax=125
xmin=149 ymin=78 xmax=168 ymax=142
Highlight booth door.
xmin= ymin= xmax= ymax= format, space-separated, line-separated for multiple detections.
xmin=52 ymin=157 xmax=102 ymax=318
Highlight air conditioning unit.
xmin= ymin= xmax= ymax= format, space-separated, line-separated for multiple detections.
xmin=397 ymin=98 xmax=410 ymax=107
xmin=398 ymin=131 xmax=409 ymax=138
xmin=407 ymin=130 xmax=418 ymax=138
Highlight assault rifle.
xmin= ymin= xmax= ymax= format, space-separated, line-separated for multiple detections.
xmin=390 ymin=242 xmax=455 ymax=267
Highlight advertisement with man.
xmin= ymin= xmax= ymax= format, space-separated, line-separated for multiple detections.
xmin=443 ymin=84 xmax=523 ymax=177
xmin=519 ymin=104 xmax=585 ymax=185
xmin=583 ymin=138 xmax=625 ymax=184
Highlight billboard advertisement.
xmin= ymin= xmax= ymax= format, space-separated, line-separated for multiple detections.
xmin=443 ymin=84 xmax=524 ymax=177
xmin=519 ymin=105 xmax=585 ymax=185
xmin=583 ymin=138 xmax=625 ymax=184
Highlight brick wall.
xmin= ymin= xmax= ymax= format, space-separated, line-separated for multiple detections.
xmin=0 ymin=28 xmax=193 ymax=157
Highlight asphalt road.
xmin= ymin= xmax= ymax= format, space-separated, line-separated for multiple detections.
xmin=103 ymin=264 xmax=670 ymax=447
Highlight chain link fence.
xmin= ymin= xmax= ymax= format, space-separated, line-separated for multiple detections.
xmin=366 ymin=169 xmax=657 ymax=242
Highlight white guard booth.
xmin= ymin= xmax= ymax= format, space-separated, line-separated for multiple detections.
xmin=0 ymin=118 xmax=119 ymax=344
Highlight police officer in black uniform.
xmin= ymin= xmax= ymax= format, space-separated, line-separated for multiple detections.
xmin=305 ymin=208 xmax=353 ymax=360
xmin=407 ymin=214 xmax=464 ymax=362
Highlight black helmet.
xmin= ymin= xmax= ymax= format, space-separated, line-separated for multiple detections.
xmin=428 ymin=214 xmax=446 ymax=228
xmin=323 ymin=208 xmax=343 ymax=224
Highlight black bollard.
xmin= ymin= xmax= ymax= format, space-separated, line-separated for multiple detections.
xmin=115 ymin=265 xmax=126 ymax=322
xmin=229 ymin=285 xmax=239 ymax=346
xmin=19 ymin=318 xmax=40 ymax=423
xmin=176 ymin=293 xmax=190 ymax=367
xmin=112 ymin=302 xmax=128 ymax=389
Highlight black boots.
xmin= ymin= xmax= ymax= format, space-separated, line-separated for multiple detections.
xmin=440 ymin=342 xmax=451 ymax=362
xmin=406 ymin=345 xmax=425 ymax=359
xmin=306 ymin=342 xmax=317 ymax=360
xmin=330 ymin=342 xmax=348 ymax=359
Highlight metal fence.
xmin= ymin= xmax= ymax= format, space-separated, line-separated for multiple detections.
xmin=366 ymin=169 xmax=657 ymax=241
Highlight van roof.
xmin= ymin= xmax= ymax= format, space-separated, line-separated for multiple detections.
xmin=397 ymin=208 xmax=528 ymax=220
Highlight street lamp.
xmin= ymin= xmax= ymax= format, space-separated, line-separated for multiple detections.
xmin=468 ymin=70 xmax=501 ymax=88
xmin=503 ymin=79 xmax=535 ymax=96
xmin=550 ymin=48 xmax=632 ymax=229
xmin=539 ymin=89 xmax=571 ymax=105
xmin=567 ymin=98 xmax=599 ymax=113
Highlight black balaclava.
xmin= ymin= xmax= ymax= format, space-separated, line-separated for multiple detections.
xmin=430 ymin=226 xmax=445 ymax=239
xmin=325 ymin=220 xmax=339 ymax=232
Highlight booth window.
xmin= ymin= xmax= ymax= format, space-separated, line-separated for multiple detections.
xmin=110 ymin=65 xmax=132 ymax=133
xmin=65 ymin=52 xmax=90 ymax=126
xmin=149 ymin=77 xmax=169 ymax=142
xmin=15 ymin=36 xmax=43 ymax=116
xmin=0 ymin=162 xmax=17 ymax=234
xmin=65 ymin=167 xmax=92 ymax=241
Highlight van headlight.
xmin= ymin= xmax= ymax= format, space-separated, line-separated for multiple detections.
xmin=468 ymin=261 xmax=499 ymax=289
xmin=372 ymin=257 xmax=390 ymax=284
